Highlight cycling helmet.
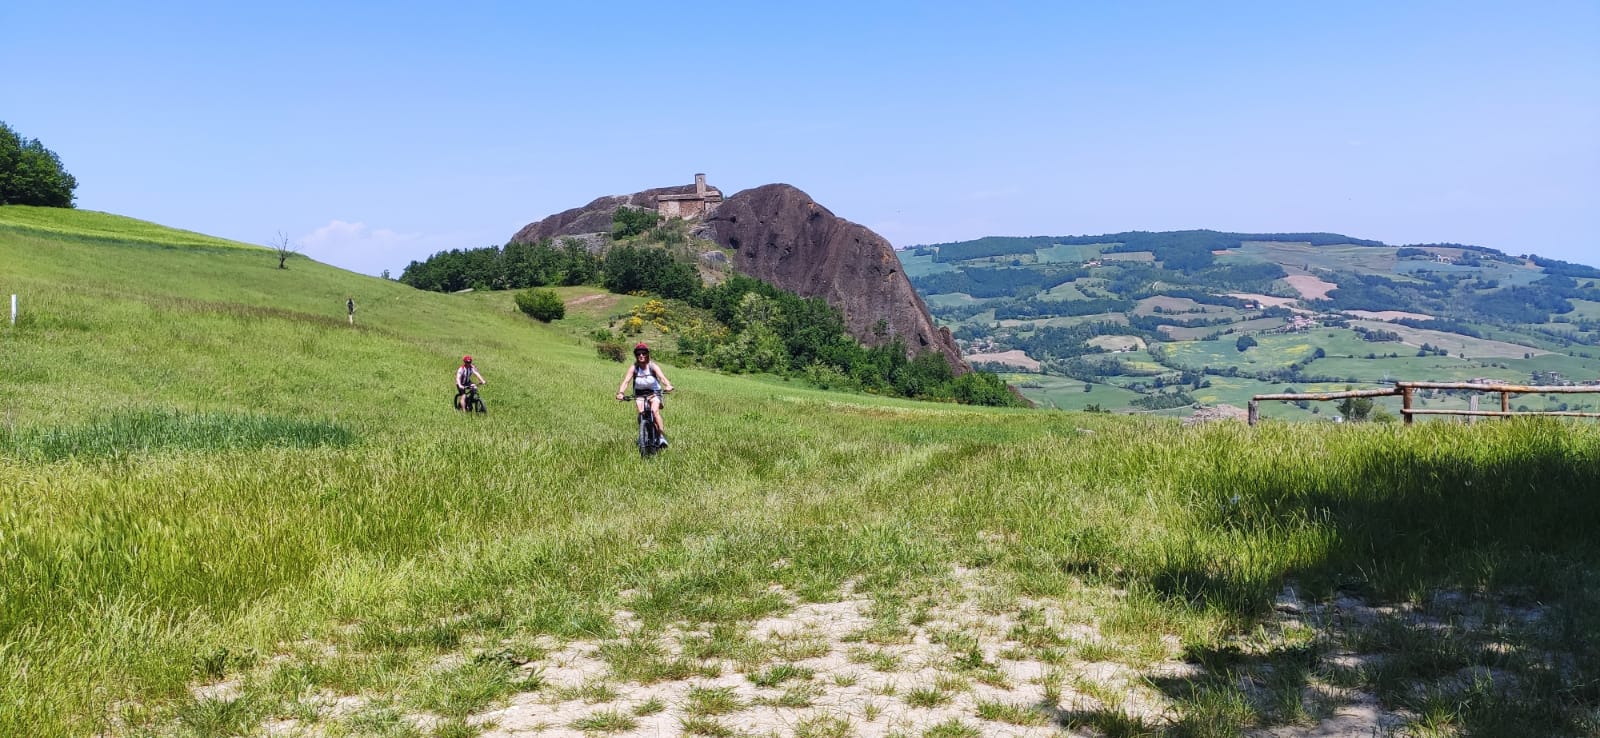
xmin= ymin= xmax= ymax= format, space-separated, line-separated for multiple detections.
xmin=462 ymin=355 xmax=473 ymax=363
xmin=633 ymin=343 xmax=650 ymax=354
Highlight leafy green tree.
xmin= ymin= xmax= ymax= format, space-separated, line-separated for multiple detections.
xmin=0 ymin=121 xmax=78 ymax=207
xmin=559 ymin=239 xmax=600 ymax=286
xmin=612 ymin=207 xmax=658 ymax=238
xmin=1337 ymin=396 xmax=1374 ymax=422
xmin=515 ymin=288 xmax=565 ymax=322
xmin=1235 ymin=335 xmax=1257 ymax=352
xmin=944 ymin=371 xmax=1020 ymax=406
xmin=602 ymin=245 xmax=700 ymax=298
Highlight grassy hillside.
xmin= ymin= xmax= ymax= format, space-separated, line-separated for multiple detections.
xmin=4 ymin=210 xmax=1600 ymax=737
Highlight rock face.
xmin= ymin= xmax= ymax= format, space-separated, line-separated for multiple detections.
xmin=704 ymin=184 xmax=967 ymax=374
xmin=508 ymin=180 xmax=968 ymax=375
xmin=508 ymin=185 xmax=701 ymax=245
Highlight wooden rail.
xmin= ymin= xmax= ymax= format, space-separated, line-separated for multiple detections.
xmin=1248 ymin=381 xmax=1600 ymax=425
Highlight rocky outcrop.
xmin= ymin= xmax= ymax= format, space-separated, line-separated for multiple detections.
xmin=704 ymin=184 xmax=968 ymax=374
xmin=508 ymin=185 xmax=700 ymax=245
xmin=508 ymin=180 xmax=969 ymax=375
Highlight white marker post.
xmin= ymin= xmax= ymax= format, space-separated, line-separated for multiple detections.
xmin=9 ymin=294 xmax=14 ymax=326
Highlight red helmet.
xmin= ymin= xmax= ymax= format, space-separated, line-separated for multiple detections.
xmin=633 ymin=343 xmax=649 ymax=354
xmin=462 ymin=355 xmax=473 ymax=363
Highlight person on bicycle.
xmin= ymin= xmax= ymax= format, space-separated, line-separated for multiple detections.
xmin=616 ymin=342 xmax=674 ymax=447
xmin=456 ymin=355 xmax=486 ymax=410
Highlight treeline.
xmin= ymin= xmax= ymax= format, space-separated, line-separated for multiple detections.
xmin=400 ymin=239 xmax=601 ymax=292
xmin=1008 ymin=322 xmax=1129 ymax=360
xmin=915 ymin=259 xmax=1283 ymax=309
xmin=922 ymin=230 xmax=1383 ymax=269
xmin=1091 ymin=231 xmax=1380 ymax=273
xmin=1529 ymin=255 xmax=1600 ymax=280
xmin=675 ymin=275 xmax=1022 ymax=406
xmin=1468 ymin=287 xmax=1573 ymax=324
xmin=1319 ymin=271 xmax=1453 ymax=313
xmin=911 ymin=266 xmax=1086 ymax=298
xmin=994 ymin=298 xmax=1132 ymax=320
xmin=925 ymin=236 xmax=1059 ymax=262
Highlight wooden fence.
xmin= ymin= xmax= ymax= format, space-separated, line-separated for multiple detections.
xmin=1248 ymin=381 xmax=1600 ymax=425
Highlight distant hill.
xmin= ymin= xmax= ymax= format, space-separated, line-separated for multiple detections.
xmin=902 ymin=231 xmax=1600 ymax=418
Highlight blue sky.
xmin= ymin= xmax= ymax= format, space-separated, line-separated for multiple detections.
xmin=5 ymin=1 xmax=1596 ymax=275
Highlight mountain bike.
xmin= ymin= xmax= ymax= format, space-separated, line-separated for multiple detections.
xmin=620 ymin=392 xmax=667 ymax=457
xmin=455 ymin=383 xmax=487 ymax=413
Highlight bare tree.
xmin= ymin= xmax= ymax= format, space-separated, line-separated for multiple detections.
xmin=270 ymin=231 xmax=300 ymax=269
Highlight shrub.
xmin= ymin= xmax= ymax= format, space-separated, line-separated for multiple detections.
xmin=612 ymin=207 xmax=658 ymax=238
xmin=596 ymin=341 xmax=626 ymax=362
xmin=515 ymin=288 xmax=565 ymax=322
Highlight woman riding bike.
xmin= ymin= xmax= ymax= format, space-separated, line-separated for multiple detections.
xmin=455 ymin=355 xmax=486 ymax=410
xmin=615 ymin=343 xmax=674 ymax=447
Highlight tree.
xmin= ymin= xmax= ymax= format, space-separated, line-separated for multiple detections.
xmin=269 ymin=231 xmax=300 ymax=269
xmin=612 ymin=207 xmax=658 ymax=238
xmin=1337 ymin=396 xmax=1374 ymax=422
xmin=515 ymin=288 xmax=565 ymax=322
xmin=0 ymin=121 xmax=78 ymax=207
xmin=1235 ymin=335 xmax=1258 ymax=352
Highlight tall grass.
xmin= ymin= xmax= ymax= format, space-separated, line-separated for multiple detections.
xmin=2 ymin=213 xmax=1598 ymax=735
xmin=0 ymin=409 xmax=353 ymax=460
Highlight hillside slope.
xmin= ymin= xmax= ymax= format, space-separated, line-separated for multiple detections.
xmin=903 ymin=231 xmax=1600 ymax=416
xmin=3 ymin=210 xmax=1598 ymax=737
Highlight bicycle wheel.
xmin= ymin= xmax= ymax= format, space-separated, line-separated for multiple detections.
xmin=637 ymin=412 xmax=654 ymax=458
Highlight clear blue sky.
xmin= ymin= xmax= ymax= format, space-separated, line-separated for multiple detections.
xmin=5 ymin=1 xmax=1597 ymax=275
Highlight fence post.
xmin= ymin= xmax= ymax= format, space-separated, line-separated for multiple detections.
xmin=1501 ymin=391 xmax=1510 ymax=416
xmin=1468 ymin=395 xmax=1479 ymax=424
xmin=9 ymin=294 xmax=14 ymax=326
xmin=1402 ymin=387 xmax=1414 ymax=424
xmin=1247 ymin=400 xmax=1258 ymax=426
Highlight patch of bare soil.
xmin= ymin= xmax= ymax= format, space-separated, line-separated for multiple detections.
xmin=964 ymin=350 xmax=1041 ymax=372
xmin=565 ymin=293 xmax=616 ymax=309
xmin=244 ymin=573 xmax=1576 ymax=737
xmin=1283 ymin=275 xmax=1337 ymax=301
xmin=1228 ymin=292 xmax=1302 ymax=309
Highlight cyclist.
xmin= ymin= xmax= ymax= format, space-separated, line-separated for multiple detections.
xmin=615 ymin=342 xmax=674 ymax=447
xmin=455 ymin=355 xmax=486 ymax=410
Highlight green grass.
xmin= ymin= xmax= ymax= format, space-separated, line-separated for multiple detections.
xmin=684 ymin=686 xmax=743 ymax=716
xmin=0 ymin=205 xmax=258 ymax=250
xmin=3 ymin=210 xmax=1600 ymax=736
xmin=0 ymin=409 xmax=354 ymax=460
xmin=570 ymin=708 xmax=636 ymax=733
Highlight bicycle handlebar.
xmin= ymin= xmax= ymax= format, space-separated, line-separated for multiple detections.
xmin=618 ymin=389 xmax=673 ymax=401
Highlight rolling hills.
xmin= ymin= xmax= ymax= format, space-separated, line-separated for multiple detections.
xmin=902 ymin=231 xmax=1600 ymax=419
xmin=3 ymin=207 xmax=1599 ymax=737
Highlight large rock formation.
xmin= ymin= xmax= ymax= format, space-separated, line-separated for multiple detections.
xmin=703 ymin=184 xmax=967 ymax=374
xmin=509 ymin=185 xmax=702 ymax=245
xmin=508 ymin=179 xmax=968 ymax=374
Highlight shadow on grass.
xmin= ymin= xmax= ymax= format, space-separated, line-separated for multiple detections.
xmin=1130 ymin=423 xmax=1600 ymax=735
